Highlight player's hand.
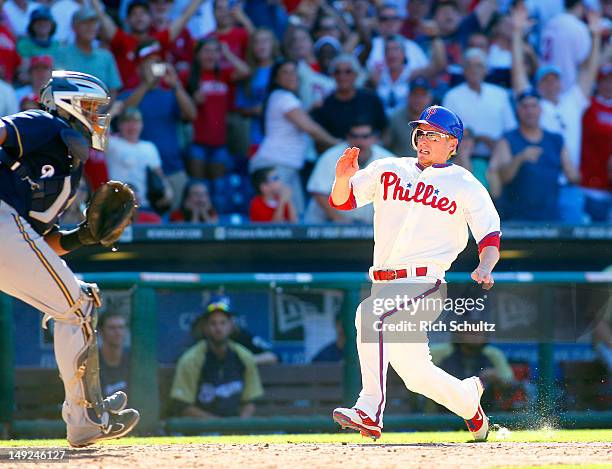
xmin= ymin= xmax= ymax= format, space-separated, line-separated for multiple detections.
xmin=335 ymin=147 xmax=360 ymax=180
xmin=471 ymin=267 xmax=494 ymax=290
xmin=519 ymin=146 xmax=542 ymax=163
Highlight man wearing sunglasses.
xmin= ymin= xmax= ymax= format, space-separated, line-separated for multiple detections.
xmin=329 ymin=105 xmax=501 ymax=443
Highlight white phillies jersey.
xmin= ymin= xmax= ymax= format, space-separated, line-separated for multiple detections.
xmin=349 ymin=157 xmax=500 ymax=272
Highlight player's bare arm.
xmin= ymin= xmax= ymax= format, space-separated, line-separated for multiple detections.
xmin=330 ymin=147 xmax=360 ymax=205
xmin=471 ymin=245 xmax=500 ymax=290
xmin=0 ymin=120 xmax=6 ymax=144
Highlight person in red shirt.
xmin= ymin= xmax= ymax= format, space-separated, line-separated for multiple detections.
xmin=581 ymin=65 xmax=612 ymax=222
xmin=0 ymin=22 xmax=20 ymax=82
xmin=249 ymin=167 xmax=297 ymax=223
xmin=187 ymin=36 xmax=249 ymax=179
xmin=170 ymin=180 xmax=219 ymax=223
xmin=212 ymin=0 xmax=254 ymax=65
xmin=91 ymin=0 xmax=203 ymax=90
xmin=149 ymin=0 xmax=194 ymax=85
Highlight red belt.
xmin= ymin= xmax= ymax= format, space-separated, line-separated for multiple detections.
xmin=373 ymin=267 xmax=428 ymax=281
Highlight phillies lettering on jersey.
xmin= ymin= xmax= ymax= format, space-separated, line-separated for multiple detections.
xmin=335 ymin=157 xmax=501 ymax=272
xmin=380 ymin=172 xmax=458 ymax=214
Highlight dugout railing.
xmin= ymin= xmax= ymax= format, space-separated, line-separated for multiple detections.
xmin=1 ymin=271 xmax=611 ymax=438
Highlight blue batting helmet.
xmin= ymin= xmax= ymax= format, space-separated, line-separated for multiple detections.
xmin=408 ymin=105 xmax=464 ymax=150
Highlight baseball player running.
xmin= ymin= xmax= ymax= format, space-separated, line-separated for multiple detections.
xmin=330 ymin=105 xmax=501 ymax=441
xmin=0 ymin=71 xmax=139 ymax=446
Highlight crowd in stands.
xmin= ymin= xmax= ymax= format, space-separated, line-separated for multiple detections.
xmin=0 ymin=0 xmax=610 ymax=224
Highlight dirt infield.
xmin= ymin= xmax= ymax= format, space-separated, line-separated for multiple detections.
xmin=6 ymin=442 xmax=612 ymax=469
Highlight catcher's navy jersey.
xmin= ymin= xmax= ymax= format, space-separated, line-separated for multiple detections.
xmin=0 ymin=110 xmax=87 ymax=235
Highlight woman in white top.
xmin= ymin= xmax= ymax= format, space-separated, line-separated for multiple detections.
xmin=250 ymin=58 xmax=339 ymax=215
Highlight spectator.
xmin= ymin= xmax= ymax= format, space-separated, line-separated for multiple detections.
xmin=284 ymin=25 xmax=335 ymax=110
xmin=15 ymin=54 xmax=51 ymax=103
xmin=304 ymin=121 xmax=394 ymax=224
xmin=91 ymin=0 xmax=203 ymax=89
xmin=99 ymin=312 xmax=131 ymax=398
xmin=314 ymin=36 xmax=342 ymax=77
xmin=121 ymin=41 xmax=197 ymax=209
xmin=170 ymin=305 xmax=264 ymax=418
xmin=169 ymin=0 xmax=216 ymax=40
xmin=442 ymin=48 xmax=516 ymax=186
xmin=55 ymin=7 xmax=123 ymax=99
xmin=107 ymin=107 xmax=173 ymax=212
xmin=311 ymin=54 xmax=387 ymax=139
xmin=0 ymin=73 xmax=17 ymax=116
xmin=512 ymin=5 xmax=603 ymax=222
xmin=401 ymin=0 xmax=431 ymax=40
xmin=170 ymin=180 xmax=219 ymax=223
xmin=187 ymin=37 xmax=250 ymax=180
xmin=365 ymin=4 xmax=435 ymax=75
xmin=50 ymin=0 xmax=80 ymax=44
xmin=312 ymin=314 xmax=345 ymax=362
xmin=425 ymin=0 xmax=497 ymax=88
xmin=249 ymin=167 xmax=297 ymax=223
xmin=370 ymin=34 xmax=444 ymax=116
xmin=0 ymin=12 xmax=20 ymax=82
xmin=17 ymin=6 xmax=60 ymax=59
xmin=236 ymin=28 xmax=279 ymax=153
xmin=192 ymin=296 xmax=279 ymax=365
xmin=580 ymin=65 xmax=612 ymax=222
xmin=149 ymin=0 xmax=194 ymax=83
xmin=540 ymin=0 xmax=591 ymax=92
xmin=250 ymin=59 xmax=339 ymax=215
xmin=384 ymin=77 xmax=433 ymax=157
xmin=3 ymin=0 xmax=37 ymax=38
xmin=212 ymin=0 xmax=254 ymax=64
xmin=429 ymin=321 xmax=518 ymax=412
xmin=18 ymin=92 xmax=38 ymax=111
xmin=243 ymin=0 xmax=288 ymax=40
xmin=284 ymin=24 xmax=318 ymax=71
xmin=488 ymin=91 xmax=579 ymax=221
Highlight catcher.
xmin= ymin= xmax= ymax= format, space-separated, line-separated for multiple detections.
xmin=0 ymin=71 xmax=139 ymax=447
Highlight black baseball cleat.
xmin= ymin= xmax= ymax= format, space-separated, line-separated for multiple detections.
xmin=103 ymin=391 xmax=128 ymax=413
xmin=69 ymin=409 xmax=140 ymax=448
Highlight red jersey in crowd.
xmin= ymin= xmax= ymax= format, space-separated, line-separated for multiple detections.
xmin=110 ymin=28 xmax=170 ymax=89
xmin=151 ymin=25 xmax=194 ymax=85
xmin=249 ymin=195 xmax=291 ymax=222
xmin=581 ymin=96 xmax=612 ymax=191
xmin=0 ymin=24 xmax=20 ymax=82
xmin=84 ymin=149 xmax=109 ymax=191
xmin=193 ymin=68 xmax=233 ymax=146
xmin=214 ymin=26 xmax=249 ymax=64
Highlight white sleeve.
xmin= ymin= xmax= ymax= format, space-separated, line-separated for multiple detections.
xmin=573 ymin=23 xmax=591 ymax=64
xmin=144 ymin=141 xmax=162 ymax=169
xmin=349 ymin=159 xmax=384 ymax=207
xmin=462 ymin=178 xmax=501 ymax=246
xmin=501 ymin=92 xmax=517 ymax=132
xmin=307 ymin=151 xmax=336 ymax=195
xmin=406 ymin=40 xmax=429 ymax=69
xmin=275 ymin=90 xmax=301 ymax=115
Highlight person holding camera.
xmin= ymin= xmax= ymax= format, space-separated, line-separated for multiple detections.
xmin=120 ymin=41 xmax=197 ymax=210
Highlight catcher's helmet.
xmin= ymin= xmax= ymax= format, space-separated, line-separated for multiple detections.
xmin=408 ymin=105 xmax=463 ymax=151
xmin=40 ymin=71 xmax=111 ymax=151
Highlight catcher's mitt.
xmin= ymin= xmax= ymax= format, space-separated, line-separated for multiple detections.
xmin=78 ymin=181 xmax=136 ymax=247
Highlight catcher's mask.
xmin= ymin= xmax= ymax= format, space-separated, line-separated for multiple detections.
xmin=40 ymin=70 xmax=111 ymax=151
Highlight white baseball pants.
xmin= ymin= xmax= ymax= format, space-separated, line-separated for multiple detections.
xmin=0 ymin=203 xmax=102 ymax=441
xmin=353 ymin=276 xmax=480 ymax=427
